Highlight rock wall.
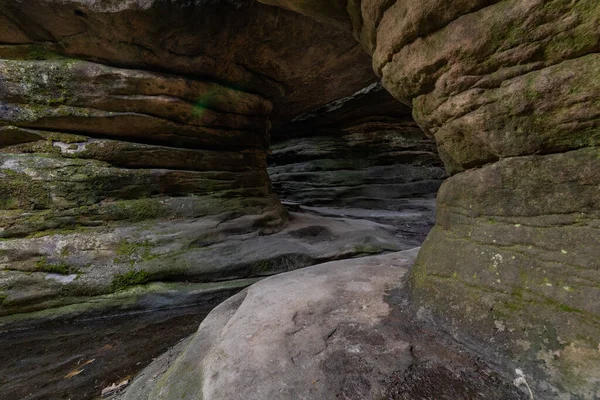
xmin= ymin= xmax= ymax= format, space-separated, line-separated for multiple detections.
xmin=0 ymin=0 xmax=379 ymax=317
xmin=258 ymin=0 xmax=600 ymax=396
xmin=268 ymin=82 xmax=446 ymax=242
xmin=376 ymin=2 xmax=600 ymax=396
xmin=1 ymin=0 xmax=598 ymax=397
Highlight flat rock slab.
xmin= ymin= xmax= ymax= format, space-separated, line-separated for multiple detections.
xmin=119 ymin=249 xmax=525 ymax=400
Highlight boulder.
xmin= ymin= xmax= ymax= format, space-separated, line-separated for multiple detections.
xmin=117 ymin=249 xmax=525 ymax=400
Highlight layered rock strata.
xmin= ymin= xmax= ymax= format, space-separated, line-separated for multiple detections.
xmin=259 ymin=0 xmax=600 ymax=396
xmin=269 ymin=83 xmax=446 ymax=242
xmin=0 ymin=0 xmax=379 ymax=318
xmin=0 ymin=0 xmax=598 ymax=397
xmin=0 ymin=210 xmax=413 ymax=320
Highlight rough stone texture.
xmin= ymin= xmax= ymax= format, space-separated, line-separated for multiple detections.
xmin=375 ymin=2 xmax=600 ymax=397
xmin=413 ymin=148 xmax=600 ymax=398
xmin=257 ymin=0 xmax=351 ymax=30
xmin=269 ymin=83 xmax=445 ymax=207
xmin=116 ymin=249 xmax=526 ymax=400
xmin=0 ymin=210 xmax=413 ymax=318
xmin=1 ymin=0 xmax=598 ymax=397
xmin=0 ymin=0 xmax=381 ymax=321
xmin=253 ymin=1 xmax=600 ymax=396
xmin=269 ymin=83 xmax=446 ymax=240
xmin=0 ymin=0 xmax=375 ymax=121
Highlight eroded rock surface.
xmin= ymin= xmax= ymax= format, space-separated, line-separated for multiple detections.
xmin=269 ymin=82 xmax=446 ymax=240
xmin=1 ymin=0 xmax=598 ymax=398
xmin=0 ymin=0 xmax=381 ymax=319
xmin=0 ymin=209 xmax=414 ymax=319
xmin=257 ymin=1 xmax=600 ymax=396
xmin=375 ymin=3 xmax=600 ymax=396
xmin=116 ymin=249 xmax=525 ymax=400
xmin=0 ymin=210 xmax=419 ymax=398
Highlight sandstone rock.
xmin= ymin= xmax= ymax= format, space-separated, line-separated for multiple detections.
xmin=0 ymin=0 xmax=375 ymax=121
xmin=1 ymin=0 xmax=598 ymax=397
xmin=269 ymin=83 xmax=446 ymax=239
xmin=256 ymin=1 xmax=600 ymax=396
xmin=116 ymin=249 xmax=525 ymax=400
xmin=0 ymin=210 xmax=413 ymax=318
xmin=0 ymin=0 xmax=382 ymax=325
xmin=372 ymin=3 xmax=600 ymax=395
xmin=412 ymin=147 xmax=600 ymax=397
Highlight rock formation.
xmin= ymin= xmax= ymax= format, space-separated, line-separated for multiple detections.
xmin=0 ymin=0 xmax=381 ymax=317
xmin=258 ymin=0 xmax=600 ymax=396
xmin=269 ymin=82 xmax=446 ymax=242
xmin=116 ymin=249 xmax=524 ymax=400
xmin=1 ymin=0 xmax=599 ymax=398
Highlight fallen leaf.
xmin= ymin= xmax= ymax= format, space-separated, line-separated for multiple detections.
xmin=99 ymin=344 xmax=113 ymax=353
xmin=64 ymin=369 xmax=84 ymax=379
xmin=101 ymin=376 xmax=131 ymax=397
xmin=64 ymin=359 xmax=95 ymax=379
xmin=78 ymin=359 xmax=95 ymax=367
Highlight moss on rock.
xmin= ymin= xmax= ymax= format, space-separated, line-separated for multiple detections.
xmin=34 ymin=258 xmax=77 ymax=275
xmin=111 ymin=269 xmax=151 ymax=292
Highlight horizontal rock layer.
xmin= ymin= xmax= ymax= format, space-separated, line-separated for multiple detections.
xmin=374 ymin=2 xmax=600 ymax=396
xmin=0 ymin=206 xmax=417 ymax=317
xmin=269 ymin=123 xmax=444 ymax=207
xmin=0 ymin=0 xmax=384 ymax=323
xmin=0 ymin=0 xmax=376 ymax=121
xmin=0 ymin=57 xmax=281 ymax=239
xmin=269 ymin=84 xmax=446 ymax=241
xmin=257 ymin=0 xmax=600 ymax=397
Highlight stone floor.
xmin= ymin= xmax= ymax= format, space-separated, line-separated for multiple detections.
xmin=115 ymin=249 xmax=527 ymax=400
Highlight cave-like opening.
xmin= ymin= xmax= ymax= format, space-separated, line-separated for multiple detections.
xmin=1 ymin=0 xmax=598 ymax=398
xmin=267 ymin=81 xmax=447 ymax=247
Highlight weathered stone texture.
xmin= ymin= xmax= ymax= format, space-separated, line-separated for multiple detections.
xmin=0 ymin=0 xmax=380 ymax=318
xmin=268 ymin=83 xmax=446 ymax=242
xmin=0 ymin=0 xmax=598 ymax=397
xmin=117 ymin=249 xmax=524 ymax=400
xmin=256 ymin=0 xmax=600 ymax=396
xmin=269 ymin=84 xmax=445 ymax=208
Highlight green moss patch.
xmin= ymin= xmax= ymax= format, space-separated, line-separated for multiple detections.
xmin=111 ymin=269 xmax=151 ymax=292
xmin=0 ymin=169 xmax=51 ymax=210
xmin=27 ymin=226 xmax=90 ymax=239
xmin=107 ymin=198 xmax=170 ymax=222
xmin=116 ymin=240 xmax=158 ymax=263
xmin=353 ymin=244 xmax=382 ymax=255
xmin=34 ymin=258 xmax=77 ymax=275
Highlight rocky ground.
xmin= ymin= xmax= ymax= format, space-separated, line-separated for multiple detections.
xmin=0 ymin=207 xmax=426 ymax=322
xmin=113 ymin=249 xmax=528 ymax=400
xmin=0 ymin=209 xmax=432 ymax=399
